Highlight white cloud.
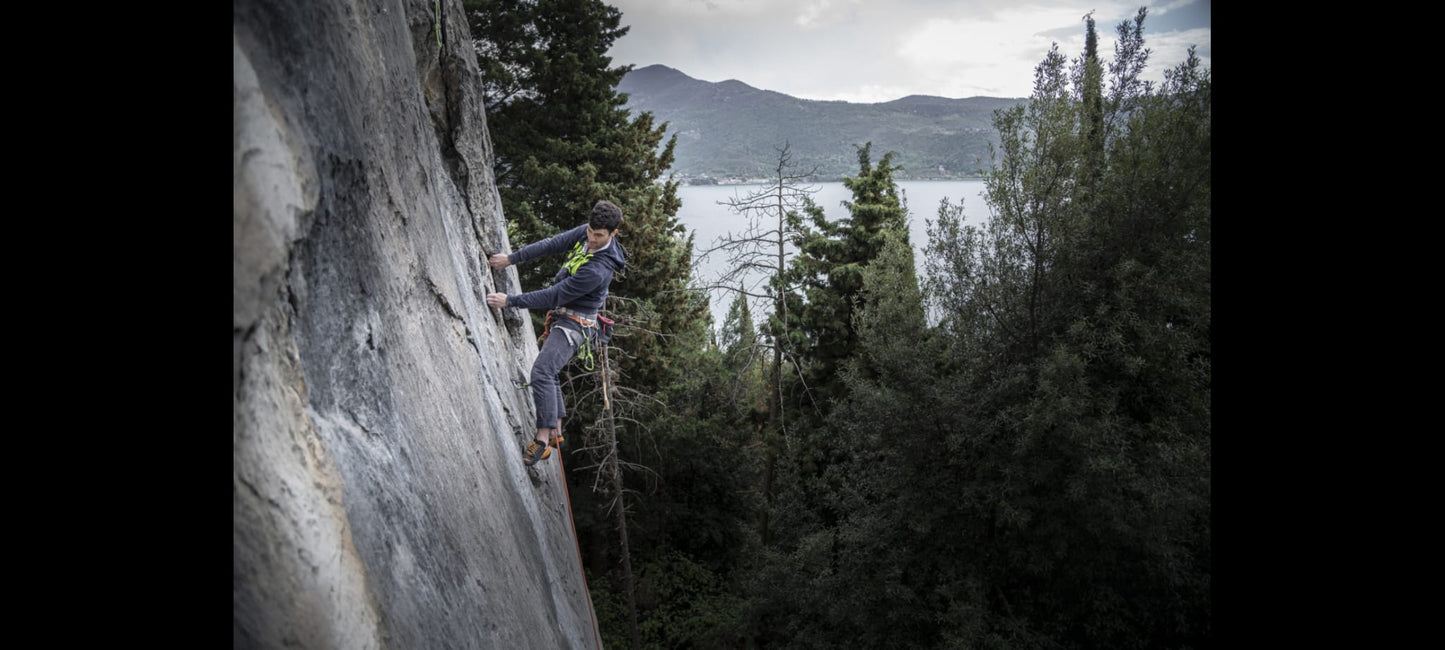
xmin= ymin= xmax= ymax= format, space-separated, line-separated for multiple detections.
xmin=1155 ymin=0 xmax=1200 ymax=14
xmin=1144 ymin=26 xmax=1211 ymax=75
xmin=893 ymin=8 xmax=1084 ymax=97
xmin=898 ymin=8 xmax=1078 ymax=66
xmin=607 ymin=0 xmax=1210 ymax=102
xmin=794 ymin=0 xmax=863 ymax=28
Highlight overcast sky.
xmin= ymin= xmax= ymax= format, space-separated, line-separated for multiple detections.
xmin=605 ymin=0 xmax=1210 ymax=103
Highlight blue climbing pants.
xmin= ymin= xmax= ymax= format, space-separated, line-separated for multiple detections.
xmin=530 ymin=321 xmax=582 ymax=430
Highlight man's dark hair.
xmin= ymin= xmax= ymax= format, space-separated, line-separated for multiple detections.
xmin=589 ymin=200 xmax=623 ymax=232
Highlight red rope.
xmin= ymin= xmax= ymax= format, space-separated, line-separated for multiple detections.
xmin=557 ymin=440 xmax=604 ymax=650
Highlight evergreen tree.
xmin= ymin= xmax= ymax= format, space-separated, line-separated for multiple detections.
xmin=737 ymin=145 xmax=914 ymax=645
xmin=584 ymin=288 xmax=759 ymax=650
xmin=718 ymin=287 xmax=768 ymax=418
xmin=1075 ymin=11 xmax=1106 ymax=198
xmin=744 ymin=230 xmax=946 ymax=648
xmin=718 ymin=287 xmax=756 ymax=360
xmin=922 ymin=8 xmax=1211 ymax=647
xmin=776 ymin=142 xmax=909 ymax=512
xmin=785 ymin=142 xmax=910 ymax=413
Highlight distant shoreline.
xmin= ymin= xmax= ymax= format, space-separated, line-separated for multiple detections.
xmin=677 ymin=174 xmax=990 ymax=186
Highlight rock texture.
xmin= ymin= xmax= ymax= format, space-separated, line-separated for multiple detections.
xmin=233 ymin=1 xmax=598 ymax=648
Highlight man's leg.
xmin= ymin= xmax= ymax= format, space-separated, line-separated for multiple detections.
xmin=525 ymin=324 xmax=577 ymax=463
xmin=551 ymin=392 xmax=566 ymax=447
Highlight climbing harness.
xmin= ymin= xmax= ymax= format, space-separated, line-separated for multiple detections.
xmin=570 ymin=313 xmax=614 ymax=371
xmin=536 ymin=308 xmax=595 ymax=342
xmin=537 ymin=307 xmax=602 ymax=371
xmin=554 ymin=306 xmax=598 ymax=326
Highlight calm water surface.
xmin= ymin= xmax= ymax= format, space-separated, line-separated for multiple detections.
xmin=674 ymin=179 xmax=992 ymax=323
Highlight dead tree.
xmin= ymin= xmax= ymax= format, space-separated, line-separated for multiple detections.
xmin=693 ymin=142 xmax=821 ymax=546
xmin=562 ymin=301 xmax=663 ymax=649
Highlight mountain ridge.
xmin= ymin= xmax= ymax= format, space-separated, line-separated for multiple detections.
xmin=618 ymin=64 xmax=1028 ymax=182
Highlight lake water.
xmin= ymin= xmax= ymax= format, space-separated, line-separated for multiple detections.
xmin=674 ymin=179 xmax=992 ymax=325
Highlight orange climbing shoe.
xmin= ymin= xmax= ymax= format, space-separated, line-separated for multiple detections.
xmin=522 ymin=438 xmax=552 ymax=466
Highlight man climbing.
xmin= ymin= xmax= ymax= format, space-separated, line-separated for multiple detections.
xmin=485 ymin=200 xmax=625 ymax=467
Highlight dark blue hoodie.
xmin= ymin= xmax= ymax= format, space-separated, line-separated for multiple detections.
xmin=504 ymin=224 xmax=626 ymax=315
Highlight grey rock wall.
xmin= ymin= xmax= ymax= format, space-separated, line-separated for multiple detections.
xmin=233 ymin=1 xmax=599 ymax=648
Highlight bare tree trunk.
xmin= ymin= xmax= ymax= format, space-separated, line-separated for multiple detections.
xmin=600 ymin=344 xmax=640 ymax=648
xmin=694 ymin=143 xmax=817 ymax=549
xmin=760 ymin=174 xmax=789 ymax=547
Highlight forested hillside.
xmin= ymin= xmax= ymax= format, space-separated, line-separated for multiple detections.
xmin=618 ymin=64 xmax=1027 ymax=181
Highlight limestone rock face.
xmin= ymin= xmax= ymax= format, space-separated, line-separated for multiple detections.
xmin=233 ymin=1 xmax=597 ymax=647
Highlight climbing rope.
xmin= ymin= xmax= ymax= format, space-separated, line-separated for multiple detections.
xmin=557 ymin=426 xmax=605 ymax=650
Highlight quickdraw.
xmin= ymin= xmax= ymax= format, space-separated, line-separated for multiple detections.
xmin=575 ymin=329 xmax=598 ymax=371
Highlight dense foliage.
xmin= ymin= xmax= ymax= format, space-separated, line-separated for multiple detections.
xmin=472 ymin=4 xmax=1209 ymax=648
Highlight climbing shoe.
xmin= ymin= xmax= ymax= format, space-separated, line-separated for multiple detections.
xmin=522 ymin=438 xmax=552 ymax=466
xmin=550 ymin=429 xmax=564 ymax=449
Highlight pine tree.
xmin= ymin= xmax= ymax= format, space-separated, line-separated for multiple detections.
xmin=757 ymin=231 xmax=945 ymax=648
xmin=718 ymin=287 xmax=767 ymax=414
xmin=785 ymin=142 xmax=909 ymax=413
xmin=923 ymin=8 xmax=1211 ymax=647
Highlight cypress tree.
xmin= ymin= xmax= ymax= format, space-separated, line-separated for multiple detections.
xmin=785 ymin=142 xmax=909 ymax=413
